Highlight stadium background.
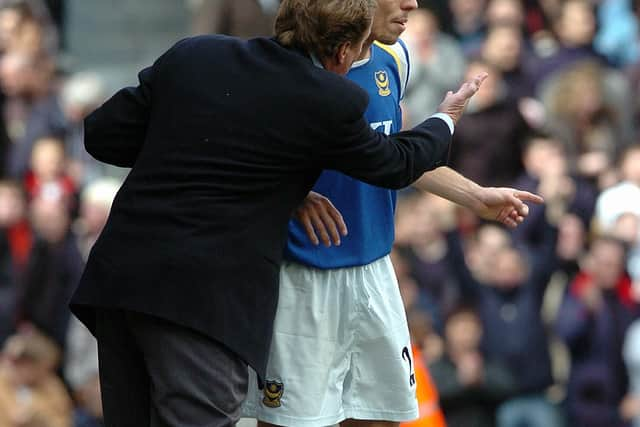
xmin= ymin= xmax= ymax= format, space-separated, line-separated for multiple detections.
xmin=0 ymin=0 xmax=639 ymax=426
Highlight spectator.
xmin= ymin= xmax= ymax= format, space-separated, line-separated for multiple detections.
xmin=595 ymin=145 xmax=640 ymax=281
xmin=190 ymin=0 xmax=280 ymax=38
xmin=0 ymin=327 xmax=72 ymax=427
xmin=594 ymin=0 xmax=640 ymax=68
xmin=59 ymin=72 xmax=107 ymax=187
xmin=65 ymin=317 xmax=102 ymax=427
xmin=18 ymin=196 xmax=82 ymax=346
xmin=556 ymin=235 xmax=636 ymax=427
xmin=0 ymin=0 xmax=58 ymax=56
xmin=0 ymin=180 xmax=25 ymax=344
xmin=622 ymin=317 xmax=640 ymax=426
xmin=445 ymin=217 xmax=562 ymax=427
xmin=481 ymin=23 xmax=537 ymax=101
xmin=74 ymin=177 xmax=119 ymax=260
xmin=401 ymin=8 xmax=466 ymax=128
xmin=446 ymin=0 xmax=486 ymax=55
xmin=429 ymin=305 xmax=516 ymax=427
xmin=399 ymin=193 xmax=460 ymax=330
xmin=535 ymin=0 xmax=604 ymax=87
xmin=24 ymin=136 xmax=75 ymax=205
xmin=511 ymin=134 xmax=597 ymax=249
xmin=449 ymin=59 xmax=530 ymax=186
xmin=0 ymin=50 xmax=65 ymax=179
xmin=485 ymin=0 xmax=525 ymax=29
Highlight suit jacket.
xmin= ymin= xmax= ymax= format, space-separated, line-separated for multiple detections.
xmin=70 ymin=35 xmax=451 ymax=378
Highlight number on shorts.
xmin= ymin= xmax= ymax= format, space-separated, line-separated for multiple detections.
xmin=402 ymin=346 xmax=416 ymax=386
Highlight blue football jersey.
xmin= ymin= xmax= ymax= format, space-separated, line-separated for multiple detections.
xmin=285 ymin=40 xmax=411 ymax=269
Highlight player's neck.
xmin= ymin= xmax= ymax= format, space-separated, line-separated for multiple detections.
xmin=357 ymin=38 xmax=375 ymax=61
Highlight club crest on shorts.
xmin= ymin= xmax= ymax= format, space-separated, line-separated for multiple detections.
xmin=262 ymin=380 xmax=284 ymax=408
xmin=375 ymin=70 xmax=391 ymax=97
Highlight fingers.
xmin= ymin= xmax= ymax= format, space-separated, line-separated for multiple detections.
xmin=316 ymin=206 xmax=345 ymax=246
xmin=299 ymin=211 xmax=320 ymax=246
xmin=296 ymin=193 xmax=346 ymax=247
xmin=325 ymin=200 xmax=348 ymax=237
xmin=500 ymin=208 xmax=523 ymax=229
xmin=307 ymin=209 xmax=337 ymax=247
xmin=456 ymin=72 xmax=488 ymax=99
xmin=514 ymin=190 xmax=545 ymax=205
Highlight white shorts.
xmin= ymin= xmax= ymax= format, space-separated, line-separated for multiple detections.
xmin=241 ymin=255 xmax=418 ymax=427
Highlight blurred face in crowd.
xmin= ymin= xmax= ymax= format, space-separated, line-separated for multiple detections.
xmin=523 ymin=138 xmax=565 ymax=178
xmin=445 ymin=310 xmax=482 ymax=354
xmin=369 ymin=0 xmax=418 ymax=46
xmin=486 ymin=0 xmax=524 ymax=27
xmin=467 ymin=224 xmax=510 ymax=279
xmin=30 ymin=137 xmax=65 ymax=181
xmin=402 ymin=9 xmax=437 ymax=52
xmin=621 ymin=147 xmax=640 ymax=184
xmin=0 ymin=182 xmax=25 ymax=227
xmin=30 ymin=197 xmax=70 ymax=244
xmin=557 ymin=214 xmax=586 ymax=261
xmin=410 ymin=195 xmax=441 ymax=245
xmin=482 ymin=25 xmax=522 ymax=72
xmin=0 ymin=51 xmax=30 ymax=96
xmin=556 ymin=0 xmax=596 ymax=47
xmin=0 ymin=6 xmax=22 ymax=50
xmin=587 ymin=238 xmax=626 ymax=290
xmin=492 ymin=247 xmax=527 ymax=288
xmin=449 ymin=0 xmax=486 ymax=25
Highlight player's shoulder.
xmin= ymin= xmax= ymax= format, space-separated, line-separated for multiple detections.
xmin=373 ymin=39 xmax=410 ymax=69
xmin=372 ymin=39 xmax=411 ymax=98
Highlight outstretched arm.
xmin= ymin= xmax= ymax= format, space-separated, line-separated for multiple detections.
xmin=414 ymin=167 xmax=544 ymax=228
xmin=317 ymin=74 xmax=488 ymax=190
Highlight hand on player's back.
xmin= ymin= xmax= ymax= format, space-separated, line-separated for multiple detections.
xmin=437 ymin=73 xmax=488 ymax=125
xmin=294 ymin=191 xmax=347 ymax=247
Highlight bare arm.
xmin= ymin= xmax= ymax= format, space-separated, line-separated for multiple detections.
xmin=414 ymin=167 xmax=544 ymax=228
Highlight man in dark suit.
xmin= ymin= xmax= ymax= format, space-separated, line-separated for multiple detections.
xmin=69 ymin=0 xmax=519 ymax=426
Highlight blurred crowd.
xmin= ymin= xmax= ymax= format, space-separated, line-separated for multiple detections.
xmin=394 ymin=0 xmax=640 ymax=426
xmin=0 ymin=0 xmax=637 ymax=426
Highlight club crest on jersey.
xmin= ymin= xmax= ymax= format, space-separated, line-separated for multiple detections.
xmin=262 ymin=380 xmax=284 ymax=408
xmin=375 ymin=70 xmax=391 ymax=97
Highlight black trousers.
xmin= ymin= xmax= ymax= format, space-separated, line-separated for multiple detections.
xmin=95 ymin=308 xmax=248 ymax=427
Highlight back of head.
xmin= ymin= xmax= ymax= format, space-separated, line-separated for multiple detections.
xmin=274 ymin=0 xmax=376 ymax=61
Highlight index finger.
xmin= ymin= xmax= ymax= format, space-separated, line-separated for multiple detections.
xmin=514 ymin=191 xmax=545 ymax=204
xmin=457 ymin=72 xmax=489 ymax=99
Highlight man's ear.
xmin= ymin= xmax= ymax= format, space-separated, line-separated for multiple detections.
xmin=336 ymin=41 xmax=351 ymax=65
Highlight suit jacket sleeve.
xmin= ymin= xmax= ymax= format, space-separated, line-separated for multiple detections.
xmin=315 ymin=95 xmax=451 ymax=190
xmin=83 ymin=65 xmax=154 ymax=168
